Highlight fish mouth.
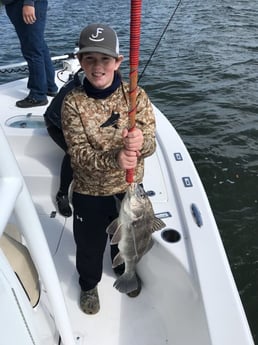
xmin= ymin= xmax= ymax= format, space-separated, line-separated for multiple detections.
xmin=128 ymin=183 xmax=145 ymax=199
xmin=128 ymin=182 xmax=137 ymax=191
xmin=127 ymin=182 xmax=138 ymax=195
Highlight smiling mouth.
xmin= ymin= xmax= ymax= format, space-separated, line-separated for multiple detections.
xmin=93 ymin=72 xmax=105 ymax=77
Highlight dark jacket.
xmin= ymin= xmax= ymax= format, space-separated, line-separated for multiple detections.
xmin=44 ymin=69 xmax=82 ymax=129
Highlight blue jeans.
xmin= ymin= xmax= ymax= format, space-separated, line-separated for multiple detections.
xmin=6 ymin=0 xmax=57 ymax=100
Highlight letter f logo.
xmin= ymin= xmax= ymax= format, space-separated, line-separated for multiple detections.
xmin=90 ymin=27 xmax=104 ymax=42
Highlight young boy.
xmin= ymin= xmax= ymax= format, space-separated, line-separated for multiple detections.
xmin=62 ymin=23 xmax=156 ymax=314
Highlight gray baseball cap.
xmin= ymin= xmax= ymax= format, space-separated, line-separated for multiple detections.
xmin=77 ymin=23 xmax=119 ymax=58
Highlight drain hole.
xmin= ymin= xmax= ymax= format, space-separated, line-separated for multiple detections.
xmin=146 ymin=190 xmax=155 ymax=197
xmin=161 ymin=229 xmax=181 ymax=243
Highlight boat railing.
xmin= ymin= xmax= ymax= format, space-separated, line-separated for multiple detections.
xmin=0 ymin=124 xmax=76 ymax=344
xmin=0 ymin=53 xmax=77 ymax=75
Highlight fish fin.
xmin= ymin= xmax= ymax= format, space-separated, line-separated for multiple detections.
xmin=112 ymin=253 xmax=124 ymax=268
xmin=110 ymin=226 xmax=122 ymax=245
xmin=151 ymin=217 xmax=166 ymax=232
xmin=113 ymin=272 xmax=138 ymax=293
xmin=106 ymin=218 xmax=119 ymax=235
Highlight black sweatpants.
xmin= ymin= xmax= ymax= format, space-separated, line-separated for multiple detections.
xmin=72 ymin=191 xmax=125 ymax=291
xmin=45 ymin=120 xmax=73 ymax=195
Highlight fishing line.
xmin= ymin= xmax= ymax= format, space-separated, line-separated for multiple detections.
xmin=138 ymin=0 xmax=182 ymax=82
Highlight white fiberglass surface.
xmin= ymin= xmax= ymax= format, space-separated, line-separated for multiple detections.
xmin=46 ymin=215 xmax=210 ymax=345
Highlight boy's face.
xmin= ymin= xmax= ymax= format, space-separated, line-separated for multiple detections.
xmin=79 ymin=52 xmax=123 ymax=89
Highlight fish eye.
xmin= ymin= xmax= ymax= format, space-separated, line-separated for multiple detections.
xmin=138 ymin=185 xmax=145 ymax=196
xmin=135 ymin=184 xmax=147 ymax=199
xmin=138 ymin=189 xmax=146 ymax=199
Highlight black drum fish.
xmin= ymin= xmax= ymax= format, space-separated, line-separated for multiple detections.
xmin=106 ymin=183 xmax=166 ymax=294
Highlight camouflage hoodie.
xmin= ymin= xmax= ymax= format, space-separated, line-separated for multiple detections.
xmin=61 ymin=81 xmax=156 ymax=196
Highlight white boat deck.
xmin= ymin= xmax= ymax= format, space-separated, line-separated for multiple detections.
xmin=0 ymin=64 xmax=254 ymax=345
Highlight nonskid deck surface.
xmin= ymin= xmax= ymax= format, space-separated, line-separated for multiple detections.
xmin=41 ymin=207 xmax=209 ymax=345
xmin=51 ymin=216 xmax=169 ymax=345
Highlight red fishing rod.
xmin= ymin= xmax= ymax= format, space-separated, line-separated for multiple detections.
xmin=126 ymin=0 xmax=142 ymax=183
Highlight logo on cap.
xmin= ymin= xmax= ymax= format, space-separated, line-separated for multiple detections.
xmin=89 ymin=28 xmax=105 ymax=42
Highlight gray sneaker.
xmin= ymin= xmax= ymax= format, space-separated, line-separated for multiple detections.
xmin=80 ymin=286 xmax=100 ymax=314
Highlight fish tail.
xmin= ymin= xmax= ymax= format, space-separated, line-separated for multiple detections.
xmin=113 ymin=272 xmax=138 ymax=294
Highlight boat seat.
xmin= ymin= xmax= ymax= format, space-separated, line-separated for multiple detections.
xmin=0 ymin=224 xmax=40 ymax=307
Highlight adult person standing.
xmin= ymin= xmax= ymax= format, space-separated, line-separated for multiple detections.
xmin=2 ymin=0 xmax=58 ymax=107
